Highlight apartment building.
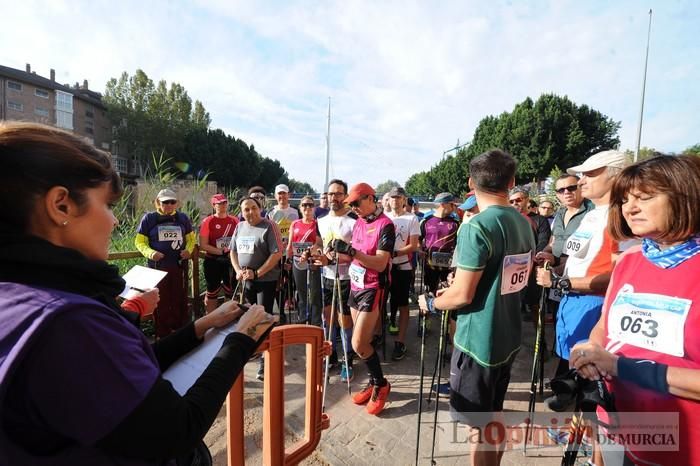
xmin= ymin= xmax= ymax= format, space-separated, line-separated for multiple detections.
xmin=0 ymin=63 xmax=115 ymax=159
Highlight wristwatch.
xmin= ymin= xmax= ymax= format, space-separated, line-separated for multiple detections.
xmin=552 ymin=275 xmax=572 ymax=294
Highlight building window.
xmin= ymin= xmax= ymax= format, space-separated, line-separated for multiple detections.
xmin=7 ymin=81 xmax=22 ymax=91
xmin=55 ymin=90 xmax=74 ymax=130
xmin=56 ymin=112 xmax=72 ymax=130
xmin=8 ymin=101 xmax=23 ymax=111
xmin=86 ymin=110 xmax=94 ymax=118
xmin=35 ymin=88 xmax=49 ymax=98
xmin=113 ymin=156 xmax=128 ymax=174
xmin=85 ymin=127 xmax=94 ymax=134
xmin=55 ymin=91 xmax=73 ymax=112
xmin=35 ymin=107 xmax=50 ymax=117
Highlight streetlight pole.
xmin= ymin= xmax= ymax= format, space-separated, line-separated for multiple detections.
xmin=443 ymin=139 xmax=470 ymax=158
xmin=634 ymin=9 xmax=653 ymax=163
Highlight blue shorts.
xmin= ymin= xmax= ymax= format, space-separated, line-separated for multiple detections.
xmin=555 ymin=293 xmax=603 ymax=360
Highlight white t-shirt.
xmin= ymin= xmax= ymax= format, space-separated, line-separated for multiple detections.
xmin=563 ymin=205 xmax=615 ymax=278
xmin=267 ymin=206 xmax=299 ymax=253
xmin=317 ymin=213 xmax=357 ymax=280
xmin=387 ymin=211 xmax=420 ymax=271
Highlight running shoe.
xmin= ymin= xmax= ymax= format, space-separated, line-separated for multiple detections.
xmin=327 ymin=351 xmax=339 ymax=369
xmin=391 ymin=341 xmax=407 ymax=361
xmin=352 ymin=383 xmax=374 ymax=405
xmin=545 ymin=393 xmax=574 ymax=412
xmin=388 ymin=322 xmax=399 ymax=335
xmin=366 ymin=382 xmax=391 ymax=415
xmin=340 ymin=363 xmax=354 ymax=382
xmin=431 ymin=382 xmax=450 ymax=395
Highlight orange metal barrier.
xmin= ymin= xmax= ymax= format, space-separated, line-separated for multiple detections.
xmin=226 ymin=325 xmax=331 ymax=465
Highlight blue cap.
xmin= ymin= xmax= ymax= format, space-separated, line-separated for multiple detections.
xmin=459 ymin=195 xmax=477 ymax=211
xmin=433 ymin=192 xmax=454 ymax=204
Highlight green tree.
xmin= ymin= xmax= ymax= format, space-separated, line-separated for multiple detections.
xmin=375 ymin=179 xmax=400 ymax=194
xmin=104 ymin=69 xmax=211 ymax=166
xmin=683 ymin=143 xmax=700 ymax=157
xmin=287 ymin=179 xmax=316 ymax=194
xmin=408 ymin=94 xmax=620 ymax=195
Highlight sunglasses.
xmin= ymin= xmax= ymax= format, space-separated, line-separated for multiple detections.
xmin=161 ymin=200 xmax=177 ymax=205
xmin=300 ymin=203 xmax=314 ymax=208
xmin=555 ymin=184 xmax=578 ymax=194
xmin=508 ymin=198 xmax=524 ymax=204
xmin=328 ymin=192 xmax=346 ymax=197
xmin=349 ymin=195 xmax=370 ymax=208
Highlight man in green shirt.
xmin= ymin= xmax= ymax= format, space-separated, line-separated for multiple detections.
xmin=420 ymin=149 xmax=535 ymax=466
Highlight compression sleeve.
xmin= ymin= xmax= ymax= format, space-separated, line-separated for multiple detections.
xmin=135 ymin=233 xmax=157 ymax=259
xmin=377 ymin=223 xmax=396 ymax=253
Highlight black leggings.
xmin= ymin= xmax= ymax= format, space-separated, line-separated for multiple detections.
xmin=243 ymin=280 xmax=277 ymax=314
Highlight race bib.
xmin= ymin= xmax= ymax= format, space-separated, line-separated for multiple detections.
xmin=157 ymin=225 xmax=183 ymax=242
xmin=501 ymin=251 xmax=532 ymax=295
xmin=548 ymin=287 xmax=563 ymax=302
xmin=236 ymin=236 xmax=255 ymax=255
xmin=215 ymin=236 xmax=232 ymax=250
xmin=608 ymin=291 xmax=691 ymax=357
xmin=430 ymin=251 xmax=453 ymax=268
xmin=349 ymin=263 xmax=366 ymax=289
xmin=292 ymin=241 xmax=313 ymax=257
xmin=564 ymin=230 xmax=592 ymax=258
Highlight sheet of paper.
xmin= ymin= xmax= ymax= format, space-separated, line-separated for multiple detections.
xmin=162 ymin=322 xmax=240 ymax=395
xmin=119 ymin=265 xmax=168 ymax=299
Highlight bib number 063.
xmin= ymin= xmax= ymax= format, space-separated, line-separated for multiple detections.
xmin=619 ymin=316 xmax=659 ymax=338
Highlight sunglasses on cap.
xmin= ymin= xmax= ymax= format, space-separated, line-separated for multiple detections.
xmin=349 ymin=195 xmax=370 ymax=208
xmin=250 ymin=193 xmax=265 ymax=199
xmin=161 ymin=199 xmax=177 ymax=205
xmin=508 ymin=198 xmax=524 ymax=204
xmin=300 ymin=203 xmax=314 ymax=208
xmin=555 ymin=184 xmax=578 ymax=194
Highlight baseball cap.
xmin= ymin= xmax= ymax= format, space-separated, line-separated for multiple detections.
xmin=433 ymin=192 xmax=454 ymax=204
xmin=388 ymin=186 xmax=407 ymax=197
xmin=275 ymin=184 xmax=290 ymax=194
xmin=567 ymin=150 xmax=628 ymax=175
xmin=459 ymin=195 xmax=477 ymax=211
xmin=345 ymin=182 xmax=376 ymax=204
xmin=407 ymin=197 xmax=416 ymax=206
xmin=156 ymin=189 xmax=177 ymax=201
xmin=211 ymin=193 xmax=228 ymax=205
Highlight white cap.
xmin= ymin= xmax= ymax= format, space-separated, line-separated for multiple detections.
xmin=567 ymin=150 xmax=628 ymax=175
xmin=275 ymin=184 xmax=290 ymax=194
xmin=156 ymin=188 xmax=177 ymax=201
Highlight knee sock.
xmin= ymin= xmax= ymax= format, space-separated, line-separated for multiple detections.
xmin=364 ymin=350 xmax=385 ymax=386
xmin=343 ymin=327 xmax=354 ymax=360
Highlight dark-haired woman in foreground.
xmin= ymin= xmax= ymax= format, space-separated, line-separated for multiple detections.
xmin=0 ymin=122 xmax=275 ymax=465
xmin=571 ymin=155 xmax=700 ymax=465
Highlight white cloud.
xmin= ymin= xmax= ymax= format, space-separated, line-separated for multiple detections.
xmin=2 ymin=0 xmax=698 ymax=191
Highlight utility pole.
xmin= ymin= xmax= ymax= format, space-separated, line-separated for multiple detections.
xmin=635 ymin=9 xmax=653 ymax=162
xmin=324 ymin=97 xmax=331 ymax=191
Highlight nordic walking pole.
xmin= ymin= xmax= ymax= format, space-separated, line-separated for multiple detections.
xmin=305 ymin=262 xmax=312 ymax=325
xmin=335 ymin=261 xmax=352 ymax=395
xmin=322 ymin=253 xmax=338 ymax=412
xmin=430 ymin=310 xmax=449 ymax=465
xmin=415 ymin=302 xmax=428 ymax=466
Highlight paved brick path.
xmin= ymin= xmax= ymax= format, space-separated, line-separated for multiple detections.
xmin=205 ymin=302 xmax=584 ymax=465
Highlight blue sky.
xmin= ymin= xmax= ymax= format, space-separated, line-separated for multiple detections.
xmin=2 ymin=0 xmax=698 ymax=191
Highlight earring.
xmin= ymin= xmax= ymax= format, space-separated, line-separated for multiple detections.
xmin=62 ymin=220 xmax=69 ymax=226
